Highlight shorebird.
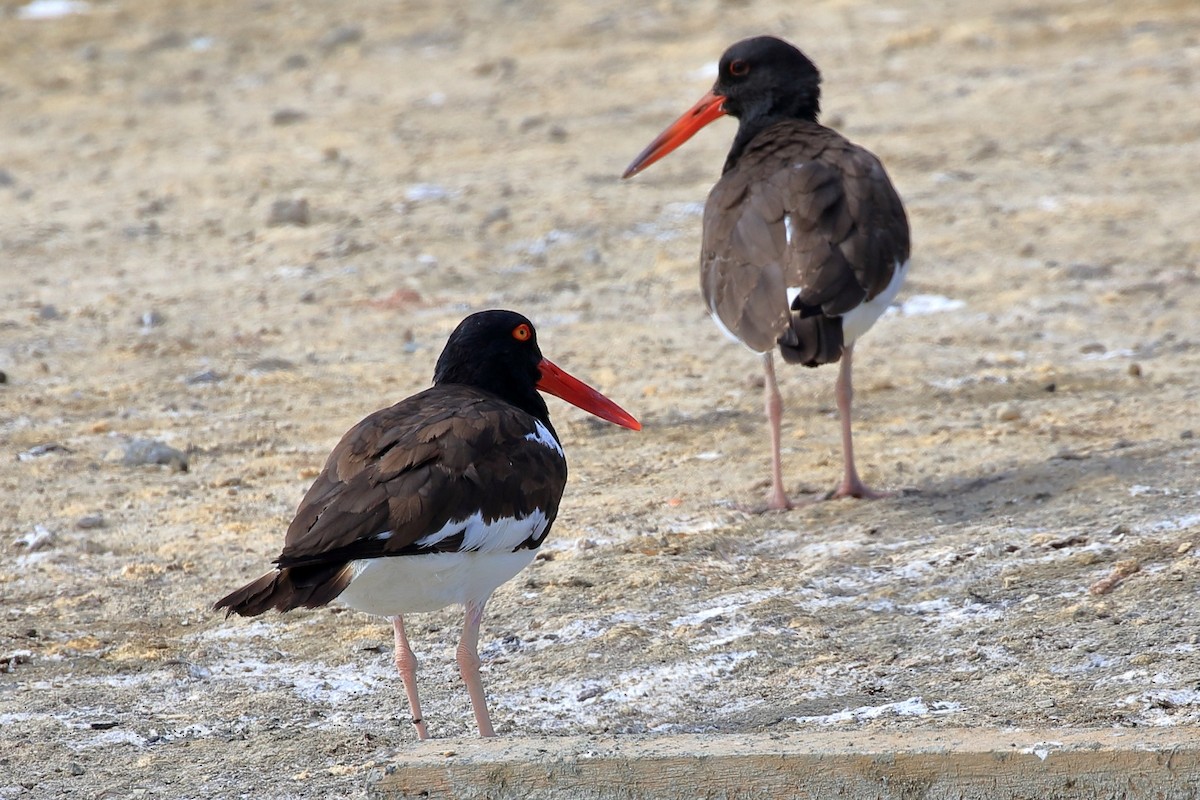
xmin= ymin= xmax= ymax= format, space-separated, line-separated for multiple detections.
xmin=215 ymin=310 xmax=640 ymax=738
xmin=623 ymin=36 xmax=910 ymax=510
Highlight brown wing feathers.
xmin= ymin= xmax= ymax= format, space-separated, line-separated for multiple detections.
xmin=214 ymin=385 xmax=567 ymax=617
xmin=702 ymin=121 xmax=909 ymax=368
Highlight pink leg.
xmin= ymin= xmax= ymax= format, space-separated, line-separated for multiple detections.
xmin=830 ymin=343 xmax=888 ymax=499
xmin=456 ymin=598 xmax=496 ymax=738
xmin=392 ymin=615 xmax=429 ymax=740
xmin=761 ymin=353 xmax=794 ymax=511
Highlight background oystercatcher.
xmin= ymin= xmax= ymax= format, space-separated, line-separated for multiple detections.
xmin=214 ymin=310 xmax=640 ymax=739
xmin=623 ymin=36 xmax=910 ymax=510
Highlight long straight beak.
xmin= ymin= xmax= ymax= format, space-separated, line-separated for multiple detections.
xmin=621 ymin=90 xmax=727 ymax=179
xmin=536 ymin=358 xmax=641 ymax=431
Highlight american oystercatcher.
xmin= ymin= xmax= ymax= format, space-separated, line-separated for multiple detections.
xmin=623 ymin=36 xmax=910 ymax=510
xmin=214 ymin=310 xmax=640 ymax=739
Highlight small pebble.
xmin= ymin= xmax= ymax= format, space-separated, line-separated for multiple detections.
xmin=404 ymin=184 xmax=450 ymax=203
xmin=123 ymin=221 xmax=161 ymax=238
xmin=996 ymin=403 xmax=1021 ymax=422
xmin=518 ymin=115 xmax=544 ymax=133
xmin=1182 ymin=430 xmax=1195 ymax=440
xmin=481 ymin=206 xmax=510 ymax=228
xmin=70 ymin=763 xmax=85 ymax=776
xmin=282 ymin=53 xmax=309 ymax=70
xmin=18 ymin=443 xmax=70 ymax=460
xmin=1 ymin=651 xmax=32 ymax=673
xmin=271 ymin=108 xmax=308 ymax=126
xmin=121 ymin=439 xmax=188 ymax=472
xmin=0 ymin=168 xmax=15 ymax=187
xmin=139 ymin=310 xmax=165 ymax=328
xmin=267 ymin=198 xmax=310 ymax=227
xmin=1089 ymin=559 xmax=1140 ymax=595
xmin=185 ymin=369 xmax=224 ymax=385
xmin=1063 ymin=263 xmax=1112 ymax=281
xmin=247 ymin=357 xmax=296 ymax=373
xmin=75 ymin=514 xmax=105 ymax=530
xmin=38 ymin=304 xmax=63 ymax=321
xmin=89 ymin=720 xmax=118 ymax=730
xmin=0 ymin=370 xmax=7 ymax=384
xmin=318 ymin=24 xmax=363 ymax=53
xmin=140 ymin=31 xmax=186 ymax=53
xmin=1128 ymin=363 xmax=1142 ymax=378
xmin=137 ymin=197 xmax=169 ymax=217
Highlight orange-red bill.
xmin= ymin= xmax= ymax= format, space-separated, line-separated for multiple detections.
xmin=536 ymin=358 xmax=641 ymax=431
xmin=621 ymin=90 xmax=728 ymax=179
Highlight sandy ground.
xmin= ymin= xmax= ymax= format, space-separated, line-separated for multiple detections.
xmin=2 ymin=0 xmax=1199 ymax=796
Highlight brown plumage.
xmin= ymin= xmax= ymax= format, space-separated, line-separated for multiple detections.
xmin=213 ymin=385 xmax=568 ymax=617
xmin=624 ymin=36 xmax=910 ymax=508
xmin=702 ymin=121 xmax=910 ymax=366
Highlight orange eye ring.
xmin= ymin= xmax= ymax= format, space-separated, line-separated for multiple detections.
xmin=512 ymin=323 xmax=532 ymax=342
xmin=729 ymin=59 xmax=750 ymax=77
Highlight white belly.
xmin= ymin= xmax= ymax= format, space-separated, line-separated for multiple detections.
xmin=338 ymin=550 xmax=537 ymax=615
xmin=839 ymin=258 xmax=909 ymax=346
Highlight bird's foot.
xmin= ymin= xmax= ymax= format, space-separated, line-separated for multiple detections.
xmin=734 ymin=489 xmax=812 ymax=514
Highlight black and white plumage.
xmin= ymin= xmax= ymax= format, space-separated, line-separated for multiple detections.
xmin=214 ymin=310 xmax=640 ymax=739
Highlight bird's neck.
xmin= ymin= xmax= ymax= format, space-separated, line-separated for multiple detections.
xmin=512 ymin=387 xmax=556 ymax=435
xmin=520 ymin=393 xmax=561 ymax=445
xmin=723 ymin=95 xmax=821 ymax=174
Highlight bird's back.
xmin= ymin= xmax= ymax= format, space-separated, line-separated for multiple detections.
xmin=701 ymin=120 xmax=910 ymax=365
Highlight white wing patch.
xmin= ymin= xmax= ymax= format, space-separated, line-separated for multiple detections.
xmin=784 ymin=214 xmax=796 ymax=247
xmin=415 ymin=509 xmax=550 ymax=554
xmin=524 ymin=419 xmax=563 ymax=457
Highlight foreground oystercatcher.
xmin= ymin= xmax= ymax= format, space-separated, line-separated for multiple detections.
xmin=623 ymin=36 xmax=910 ymax=510
xmin=214 ymin=310 xmax=640 ymax=739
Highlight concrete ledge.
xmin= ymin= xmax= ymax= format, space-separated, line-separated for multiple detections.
xmin=369 ymin=728 xmax=1200 ymax=800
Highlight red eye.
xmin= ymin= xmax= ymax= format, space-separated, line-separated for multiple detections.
xmin=512 ymin=323 xmax=532 ymax=342
xmin=729 ymin=59 xmax=750 ymax=77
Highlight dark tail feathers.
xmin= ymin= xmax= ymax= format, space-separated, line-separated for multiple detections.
xmin=213 ymin=563 xmax=352 ymax=617
xmin=777 ymin=309 xmax=844 ymax=367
